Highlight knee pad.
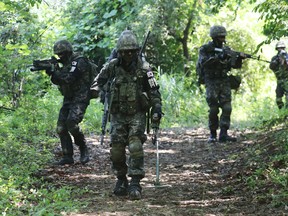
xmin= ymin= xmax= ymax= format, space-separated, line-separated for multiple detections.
xmin=56 ymin=125 xmax=66 ymax=135
xmin=222 ymin=103 xmax=232 ymax=115
xmin=128 ymin=136 xmax=143 ymax=158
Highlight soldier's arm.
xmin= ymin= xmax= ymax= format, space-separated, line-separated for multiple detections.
xmin=269 ymin=55 xmax=280 ymax=71
xmin=90 ymin=61 xmax=113 ymax=98
xmin=51 ymin=58 xmax=89 ymax=85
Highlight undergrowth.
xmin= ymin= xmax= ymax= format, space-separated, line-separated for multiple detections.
xmin=0 ymin=73 xmax=287 ymax=214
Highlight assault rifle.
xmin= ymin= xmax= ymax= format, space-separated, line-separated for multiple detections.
xmin=214 ymin=48 xmax=270 ymax=64
xmin=30 ymin=56 xmax=59 ymax=72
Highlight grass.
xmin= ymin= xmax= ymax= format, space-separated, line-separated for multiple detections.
xmin=0 ymin=72 xmax=287 ymax=214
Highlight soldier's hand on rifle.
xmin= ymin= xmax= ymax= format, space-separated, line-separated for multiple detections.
xmin=152 ymin=104 xmax=162 ymax=128
xmin=239 ymin=52 xmax=247 ymax=59
xmin=90 ymin=85 xmax=100 ymax=99
xmin=45 ymin=67 xmax=54 ymax=76
xmin=217 ymin=52 xmax=227 ymax=60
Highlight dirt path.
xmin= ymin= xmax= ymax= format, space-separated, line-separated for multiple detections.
xmin=41 ymin=128 xmax=287 ymax=216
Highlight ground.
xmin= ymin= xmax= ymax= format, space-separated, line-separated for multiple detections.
xmin=39 ymin=128 xmax=287 ymax=216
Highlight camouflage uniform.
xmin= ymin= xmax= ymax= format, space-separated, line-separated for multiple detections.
xmin=91 ymin=30 xmax=162 ymax=200
xmin=197 ymin=26 xmax=243 ymax=143
xmin=269 ymin=41 xmax=288 ymax=109
xmin=48 ymin=40 xmax=91 ymax=165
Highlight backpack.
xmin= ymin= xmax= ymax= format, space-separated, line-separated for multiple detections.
xmin=74 ymin=56 xmax=98 ymax=84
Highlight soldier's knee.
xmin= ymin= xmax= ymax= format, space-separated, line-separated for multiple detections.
xmin=66 ymin=120 xmax=79 ymax=134
xmin=110 ymin=143 xmax=126 ymax=162
xmin=128 ymin=136 xmax=143 ymax=156
xmin=222 ymin=103 xmax=232 ymax=114
xmin=210 ymin=106 xmax=219 ymax=115
xmin=56 ymin=125 xmax=66 ymax=135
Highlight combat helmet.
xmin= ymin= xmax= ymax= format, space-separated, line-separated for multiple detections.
xmin=210 ymin=25 xmax=227 ymax=38
xmin=53 ymin=40 xmax=73 ymax=55
xmin=116 ymin=30 xmax=139 ymax=51
xmin=275 ymin=41 xmax=286 ymax=50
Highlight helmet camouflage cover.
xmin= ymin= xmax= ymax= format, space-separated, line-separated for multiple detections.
xmin=116 ymin=30 xmax=139 ymax=51
xmin=53 ymin=40 xmax=73 ymax=54
xmin=209 ymin=25 xmax=227 ymax=38
xmin=275 ymin=41 xmax=286 ymax=49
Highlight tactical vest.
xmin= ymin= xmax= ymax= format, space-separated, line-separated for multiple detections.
xmin=109 ymin=63 xmax=147 ymax=115
xmin=58 ymin=54 xmax=91 ymax=103
xmin=202 ymin=42 xmax=231 ymax=79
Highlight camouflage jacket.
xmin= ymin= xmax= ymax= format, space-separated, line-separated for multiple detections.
xmin=269 ymin=54 xmax=288 ymax=81
xmin=198 ymin=41 xmax=242 ymax=81
xmin=91 ymin=57 xmax=161 ymax=115
xmin=51 ymin=53 xmax=91 ymax=104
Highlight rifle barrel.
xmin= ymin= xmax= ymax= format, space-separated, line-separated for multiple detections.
xmin=139 ymin=31 xmax=151 ymax=57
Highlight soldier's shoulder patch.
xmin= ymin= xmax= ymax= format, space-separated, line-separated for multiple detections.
xmin=147 ymin=71 xmax=154 ymax=78
xmin=72 ymin=61 xmax=78 ymax=66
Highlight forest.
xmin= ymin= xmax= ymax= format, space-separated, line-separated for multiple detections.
xmin=0 ymin=0 xmax=287 ymax=215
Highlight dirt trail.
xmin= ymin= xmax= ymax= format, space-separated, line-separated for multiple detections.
xmin=40 ymin=128 xmax=287 ymax=216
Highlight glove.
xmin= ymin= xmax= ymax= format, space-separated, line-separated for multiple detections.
xmin=217 ymin=52 xmax=227 ymax=60
xmin=90 ymin=84 xmax=100 ymax=99
xmin=90 ymin=89 xmax=99 ymax=99
xmin=45 ymin=66 xmax=54 ymax=76
xmin=151 ymin=104 xmax=162 ymax=127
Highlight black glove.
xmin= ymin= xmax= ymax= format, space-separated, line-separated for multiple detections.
xmin=90 ymin=85 xmax=100 ymax=99
xmin=152 ymin=104 xmax=162 ymax=126
xmin=217 ymin=52 xmax=227 ymax=60
xmin=45 ymin=66 xmax=54 ymax=76
xmin=90 ymin=89 xmax=99 ymax=99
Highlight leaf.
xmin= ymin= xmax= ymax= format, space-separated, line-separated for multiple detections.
xmin=0 ymin=2 xmax=6 ymax=11
xmin=103 ymin=9 xmax=117 ymax=19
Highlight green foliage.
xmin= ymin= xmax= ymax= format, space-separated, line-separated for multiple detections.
xmin=1 ymin=0 xmax=288 ymax=214
xmin=0 ymin=87 xmax=85 ymax=215
xmin=158 ymin=71 xmax=207 ymax=128
xmin=254 ymin=0 xmax=288 ymax=41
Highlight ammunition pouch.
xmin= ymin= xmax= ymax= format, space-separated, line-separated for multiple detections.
xmin=229 ymin=75 xmax=241 ymax=90
xmin=110 ymin=102 xmax=138 ymax=115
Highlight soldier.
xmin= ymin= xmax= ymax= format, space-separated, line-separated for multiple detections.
xmin=197 ymin=25 xmax=245 ymax=143
xmin=90 ymin=30 xmax=162 ymax=200
xmin=46 ymin=39 xmax=91 ymax=165
xmin=269 ymin=41 xmax=288 ymax=109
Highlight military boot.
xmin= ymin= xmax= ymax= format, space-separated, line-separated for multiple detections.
xmin=208 ymin=130 xmax=217 ymax=143
xmin=219 ymin=128 xmax=237 ymax=142
xmin=128 ymin=176 xmax=142 ymax=200
xmin=113 ymin=176 xmax=128 ymax=196
xmin=54 ymin=135 xmax=74 ymax=165
xmin=79 ymin=145 xmax=90 ymax=165
xmin=73 ymin=133 xmax=90 ymax=164
xmin=54 ymin=156 xmax=74 ymax=165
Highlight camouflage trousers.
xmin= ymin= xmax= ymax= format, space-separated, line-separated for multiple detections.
xmin=56 ymin=102 xmax=88 ymax=152
xmin=205 ymin=78 xmax=232 ymax=131
xmin=109 ymin=112 xmax=147 ymax=178
xmin=276 ymin=80 xmax=288 ymax=109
